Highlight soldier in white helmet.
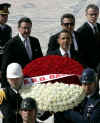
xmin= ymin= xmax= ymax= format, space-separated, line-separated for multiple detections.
xmin=0 ymin=62 xmax=24 ymax=123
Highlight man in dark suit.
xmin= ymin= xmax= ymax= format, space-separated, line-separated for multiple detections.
xmin=77 ymin=4 xmax=100 ymax=70
xmin=64 ymin=68 xmax=100 ymax=123
xmin=47 ymin=13 xmax=79 ymax=56
xmin=0 ymin=3 xmax=12 ymax=82
xmin=1 ymin=17 xmax=43 ymax=87
xmin=47 ymin=30 xmax=79 ymax=62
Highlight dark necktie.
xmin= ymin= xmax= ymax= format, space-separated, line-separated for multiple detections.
xmin=63 ymin=52 xmax=69 ymax=57
xmin=70 ymin=41 xmax=75 ymax=51
xmin=93 ymin=25 xmax=98 ymax=34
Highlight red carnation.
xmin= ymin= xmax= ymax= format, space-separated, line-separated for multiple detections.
xmin=23 ymin=55 xmax=84 ymax=85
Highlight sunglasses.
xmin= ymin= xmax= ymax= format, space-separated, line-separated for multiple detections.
xmin=63 ymin=23 xmax=74 ymax=26
xmin=87 ymin=13 xmax=98 ymax=16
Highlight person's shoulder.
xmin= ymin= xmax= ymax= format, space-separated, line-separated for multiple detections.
xmin=94 ymin=96 xmax=100 ymax=107
xmin=97 ymin=22 xmax=100 ymax=28
xmin=29 ymin=36 xmax=39 ymax=41
xmin=12 ymin=35 xmax=20 ymax=40
xmin=91 ymin=92 xmax=100 ymax=104
xmin=29 ymin=36 xmax=41 ymax=46
xmin=5 ymin=35 xmax=19 ymax=46
xmin=8 ymin=35 xmax=21 ymax=43
xmin=76 ymin=22 xmax=88 ymax=32
xmin=97 ymin=22 xmax=100 ymax=25
xmin=50 ymin=32 xmax=60 ymax=39
xmin=47 ymin=49 xmax=59 ymax=55
xmin=95 ymin=93 xmax=100 ymax=99
xmin=73 ymin=30 xmax=78 ymax=35
xmin=5 ymin=24 xmax=12 ymax=30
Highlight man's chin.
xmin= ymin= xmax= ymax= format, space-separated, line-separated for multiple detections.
xmin=90 ymin=20 xmax=97 ymax=24
xmin=23 ymin=34 xmax=29 ymax=38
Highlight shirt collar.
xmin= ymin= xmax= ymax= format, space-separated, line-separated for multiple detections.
xmin=87 ymin=22 xmax=97 ymax=29
xmin=59 ymin=47 xmax=70 ymax=57
xmin=18 ymin=32 xmax=29 ymax=43
xmin=60 ymin=47 xmax=66 ymax=55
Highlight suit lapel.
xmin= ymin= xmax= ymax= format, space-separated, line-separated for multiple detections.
xmin=86 ymin=22 xmax=94 ymax=34
xmin=56 ymin=49 xmax=62 ymax=56
xmin=16 ymin=35 xmax=30 ymax=60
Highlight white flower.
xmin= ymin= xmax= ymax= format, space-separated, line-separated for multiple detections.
xmin=20 ymin=82 xmax=85 ymax=112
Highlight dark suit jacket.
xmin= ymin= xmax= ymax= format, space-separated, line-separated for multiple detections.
xmin=0 ymin=24 xmax=12 ymax=69
xmin=1 ymin=35 xmax=43 ymax=87
xmin=47 ymin=31 xmax=79 ymax=55
xmin=77 ymin=22 xmax=100 ymax=70
xmin=47 ymin=48 xmax=80 ymax=63
xmin=0 ymin=24 xmax=12 ymax=47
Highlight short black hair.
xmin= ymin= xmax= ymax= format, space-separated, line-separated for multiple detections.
xmin=18 ymin=17 xmax=32 ymax=28
xmin=60 ymin=13 xmax=75 ymax=25
xmin=85 ymin=4 xmax=99 ymax=12
xmin=57 ymin=29 xmax=72 ymax=39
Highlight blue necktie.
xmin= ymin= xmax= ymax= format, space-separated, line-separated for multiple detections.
xmin=24 ymin=39 xmax=32 ymax=60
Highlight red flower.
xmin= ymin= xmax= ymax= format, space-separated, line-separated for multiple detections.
xmin=23 ymin=55 xmax=83 ymax=85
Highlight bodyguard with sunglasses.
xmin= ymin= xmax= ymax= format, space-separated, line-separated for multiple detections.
xmin=47 ymin=13 xmax=79 ymax=56
xmin=77 ymin=4 xmax=100 ymax=71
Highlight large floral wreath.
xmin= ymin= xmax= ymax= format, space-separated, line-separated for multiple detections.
xmin=20 ymin=82 xmax=85 ymax=112
xmin=20 ymin=55 xmax=85 ymax=112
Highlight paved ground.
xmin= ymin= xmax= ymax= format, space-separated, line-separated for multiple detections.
xmin=0 ymin=0 xmax=100 ymax=122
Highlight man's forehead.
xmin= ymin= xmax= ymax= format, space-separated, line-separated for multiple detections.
xmin=63 ymin=18 xmax=73 ymax=22
xmin=87 ymin=8 xmax=99 ymax=13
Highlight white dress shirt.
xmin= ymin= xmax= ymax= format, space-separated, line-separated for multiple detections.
xmin=88 ymin=22 xmax=98 ymax=34
xmin=60 ymin=47 xmax=71 ymax=57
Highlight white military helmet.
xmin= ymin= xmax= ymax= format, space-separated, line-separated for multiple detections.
xmin=6 ymin=63 xmax=23 ymax=78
